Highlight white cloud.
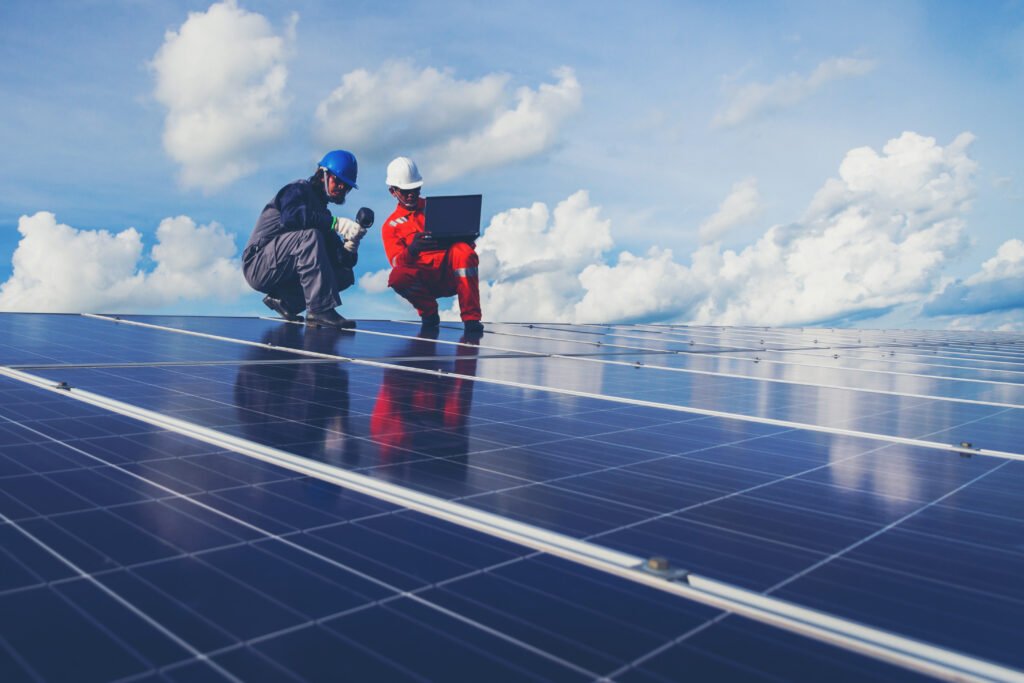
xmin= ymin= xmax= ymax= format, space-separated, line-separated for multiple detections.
xmin=698 ymin=177 xmax=760 ymax=243
xmin=436 ymin=191 xmax=610 ymax=322
xmin=314 ymin=61 xmax=509 ymax=154
xmin=575 ymin=247 xmax=703 ymax=323
xmin=146 ymin=216 xmax=248 ymax=302
xmin=151 ymin=0 xmax=295 ymax=191
xmin=358 ymin=268 xmax=391 ymax=294
xmin=939 ymin=311 xmax=1024 ymax=333
xmin=923 ymin=238 xmax=1024 ymax=318
xmin=427 ymin=67 xmax=582 ymax=182
xmin=464 ymin=131 xmax=983 ymax=327
xmin=0 ymin=212 xmax=248 ymax=313
xmin=713 ymin=56 xmax=877 ymax=128
xmin=971 ymin=239 xmax=1024 ymax=282
xmin=696 ymin=131 xmax=976 ymax=325
xmin=315 ymin=64 xmax=581 ymax=183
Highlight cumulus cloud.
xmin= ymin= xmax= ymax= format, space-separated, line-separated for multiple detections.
xmin=575 ymin=248 xmax=703 ymax=323
xmin=314 ymin=62 xmax=508 ymax=154
xmin=358 ymin=268 xmax=391 ymax=294
xmin=454 ymin=131 xmax=990 ymax=327
xmin=698 ymin=177 xmax=760 ymax=243
xmin=151 ymin=0 xmax=295 ymax=191
xmin=0 ymin=212 xmax=248 ymax=312
xmin=315 ymin=64 xmax=581 ymax=182
xmin=713 ymin=56 xmax=877 ymax=128
xmin=468 ymin=190 xmax=612 ymax=321
xmin=935 ymin=310 xmax=1024 ymax=333
xmin=923 ymin=238 xmax=1024 ymax=317
xmin=695 ymin=131 xmax=976 ymax=325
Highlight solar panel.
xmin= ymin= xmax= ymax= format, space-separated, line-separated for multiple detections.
xmin=1 ymin=313 xmax=1022 ymax=682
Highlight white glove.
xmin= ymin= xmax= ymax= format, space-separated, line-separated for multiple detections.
xmin=332 ymin=217 xmax=367 ymax=252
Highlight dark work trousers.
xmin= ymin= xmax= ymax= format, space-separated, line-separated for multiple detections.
xmin=243 ymin=229 xmax=355 ymax=315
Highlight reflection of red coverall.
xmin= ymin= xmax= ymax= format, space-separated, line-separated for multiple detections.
xmin=369 ymin=342 xmax=478 ymax=460
xmin=382 ymin=198 xmax=482 ymax=321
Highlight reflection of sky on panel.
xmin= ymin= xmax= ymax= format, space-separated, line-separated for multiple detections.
xmin=123 ymin=315 xmax=592 ymax=359
xmin=491 ymin=322 xmax=1024 ymax=384
xmin=115 ymin=316 xmax=1024 ymax=402
xmin=795 ymin=346 xmax=1024 ymax=373
xmin=609 ymin=352 xmax=1024 ymax=405
xmin=0 ymin=314 xmax=300 ymax=365
xmin=465 ymin=356 xmax=1024 ymax=453
xmin=19 ymin=315 xmax=1020 ymax=453
xmin=29 ymin=358 xmax=1006 ymax=552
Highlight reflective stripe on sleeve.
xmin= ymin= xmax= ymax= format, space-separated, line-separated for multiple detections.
xmin=454 ymin=267 xmax=478 ymax=278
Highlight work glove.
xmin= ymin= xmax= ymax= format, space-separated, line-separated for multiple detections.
xmin=332 ymin=217 xmax=368 ymax=253
xmin=406 ymin=232 xmax=436 ymax=258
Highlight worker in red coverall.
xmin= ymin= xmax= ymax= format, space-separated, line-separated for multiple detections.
xmin=381 ymin=156 xmax=484 ymax=335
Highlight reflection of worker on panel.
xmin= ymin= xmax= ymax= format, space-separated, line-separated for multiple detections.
xmin=370 ymin=331 xmax=480 ymax=462
xmin=234 ymin=324 xmax=361 ymax=468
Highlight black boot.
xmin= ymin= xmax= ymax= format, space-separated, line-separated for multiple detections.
xmin=420 ymin=312 xmax=440 ymax=329
xmin=463 ymin=320 xmax=484 ymax=335
xmin=262 ymin=295 xmax=303 ymax=322
xmin=306 ymin=309 xmax=356 ymax=329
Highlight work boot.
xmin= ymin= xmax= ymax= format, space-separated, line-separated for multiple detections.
xmin=306 ymin=309 xmax=356 ymax=329
xmin=420 ymin=312 xmax=440 ymax=329
xmin=262 ymin=295 xmax=303 ymax=322
xmin=463 ymin=320 xmax=484 ymax=335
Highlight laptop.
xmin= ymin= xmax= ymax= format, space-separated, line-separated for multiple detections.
xmin=423 ymin=194 xmax=482 ymax=241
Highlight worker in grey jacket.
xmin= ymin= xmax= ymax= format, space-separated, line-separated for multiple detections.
xmin=243 ymin=150 xmax=373 ymax=329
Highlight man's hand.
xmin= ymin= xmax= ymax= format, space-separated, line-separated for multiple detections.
xmin=406 ymin=232 xmax=437 ymax=258
xmin=333 ymin=217 xmax=368 ymax=252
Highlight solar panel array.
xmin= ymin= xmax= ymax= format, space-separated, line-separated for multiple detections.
xmin=1 ymin=313 xmax=1022 ymax=682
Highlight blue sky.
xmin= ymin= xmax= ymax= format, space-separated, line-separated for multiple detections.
xmin=1 ymin=0 xmax=1021 ymax=329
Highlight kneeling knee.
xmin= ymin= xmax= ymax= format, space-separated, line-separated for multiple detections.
xmin=448 ymin=242 xmax=478 ymax=266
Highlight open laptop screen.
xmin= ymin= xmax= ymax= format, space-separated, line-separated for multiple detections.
xmin=423 ymin=195 xmax=482 ymax=239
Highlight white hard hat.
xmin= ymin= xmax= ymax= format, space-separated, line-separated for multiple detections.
xmin=386 ymin=156 xmax=424 ymax=190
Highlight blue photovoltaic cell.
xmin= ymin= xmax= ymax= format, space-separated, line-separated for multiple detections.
xmin=456 ymin=355 xmax=1024 ymax=452
xmin=603 ymin=352 xmax=1024 ymax=405
xmin=0 ymin=313 xmax=302 ymax=366
xmin=0 ymin=371 xmax=934 ymax=682
xmin=105 ymin=316 xmax=1024 ymax=453
xmin=22 ymin=358 xmax=1024 ymax=671
xmin=2 ymin=313 xmax=1023 ymax=681
xmin=117 ymin=314 xmax=550 ymax=360
xmin=486 ymin=322 xmax=1024 ymax=384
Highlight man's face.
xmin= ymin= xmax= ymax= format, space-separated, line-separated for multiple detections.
xmin=390 ymin=186 xmax=420 ymax=210
xmin=326 ymin=173 xmax=351 ymax=204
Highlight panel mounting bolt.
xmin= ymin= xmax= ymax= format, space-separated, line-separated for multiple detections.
xmin=646 ymin=556 xmax=670 ymax=572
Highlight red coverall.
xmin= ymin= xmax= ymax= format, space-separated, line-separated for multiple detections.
xmin=381 ymin=198 xmax=482 ymax=321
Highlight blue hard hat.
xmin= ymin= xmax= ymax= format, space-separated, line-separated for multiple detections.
xmin=318 ymin=150 xmax=358 ymax=189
